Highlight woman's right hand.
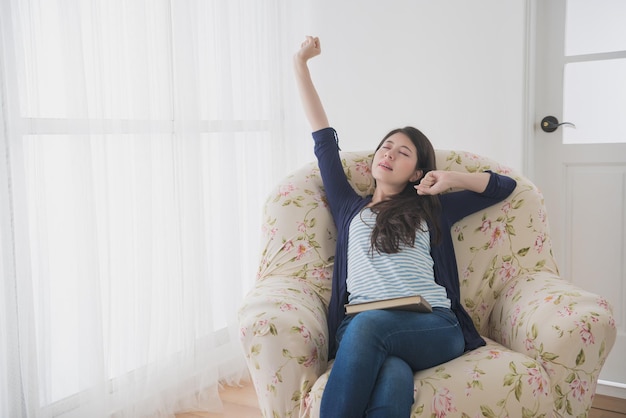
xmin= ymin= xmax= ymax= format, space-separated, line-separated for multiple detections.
xmin=295 ymin=36 xmax=321 ymax=63
xmin=293 ymin=35 xmax=329 ymax=131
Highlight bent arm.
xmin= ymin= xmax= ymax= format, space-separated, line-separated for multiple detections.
xmin=416 ymin=171 xmax=491 ymax=195
xmin=437 ymin=171 xmax=517 ymax=225
xmin=293 ymin=36 xmax=330 ymax=131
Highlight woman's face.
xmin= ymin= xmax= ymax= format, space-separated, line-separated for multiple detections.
xmin=371 ymin=132 xmax=422 ymax=189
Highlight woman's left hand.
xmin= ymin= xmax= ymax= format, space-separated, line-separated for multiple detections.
xmin=414 ymin=170 xmax=449 ymax=195
xmin=415 ymin=170 xmax=491 ymax=195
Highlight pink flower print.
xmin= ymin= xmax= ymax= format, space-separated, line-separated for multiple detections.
xmin=575 ymin=321 xmax=595 ymax=345
xmin=253 ymin=319 xmax=271 ymax=336
xmin=597 ymin=297 xmax=610 ymax=310
xmin=540 ymin=359 xmax=556 ymax=377
xmin=320 ymin=269 xmax=331 ymax=280
xmin=496 ymin=165 xmax=512 ymax=175
xmin=467 ymin=368 xmax=482 ymax=381
xmin=262 ymin=224 xmax=278 ymax=238
xmin=432 ymin=387 xmax=457 ymax=418
xmin=303 ymin=393 xmax=312 ymax=411
xmin=527 ymin=367 xmax=549 ymax=397
xmin=569 ymin=377 xmax=589 ymax=402
xmin=280 ymin=302 xmax=296 ymax=312
xmin=499 ymin=261 xmax=518 ymax=282
xmin=534 ymin=232 xmax=546 ymax=253
xmin=510 ymin=305 xmax=521 ymax=327
xmin=523 ymin=338 xmax=535 ymax=351
xmin=487 ymin=350 xmax=502 ymax=359
xmin=312 ymin=266 xmax=331 ymax=281
xmin=295 ymin=243 xmax=308 ymax=260
xmin=557 ymin=306 xmax=574 ymax=317
xmin=538 ymin=208 xmax=547 ymax=223
xmin=505 ymin=281 xmax=518 ymax=298
xmin=501 ymin=201 xmax=512 ymax=214
xmin=465 ymin=367 xmax=483 ymax=396
xmin=476 ymin=302 xmax=489 ymax=318
xmin=271 ymin=372 xmax=281 ymax=385
xmin=464 ymin=152 xmax=480 ymax=161
xmin=296 ymin=221 xmax=307 ymax=233
xmin=462 ymin=266 xmax=472 ymax=280
xmin=311 ymin=192 xmax=327 ymax=207
xmin=283 ymin=240 xmax=294 ymax=252
xmin=300 ymin=285 xmax=312 ymax=297
xmin=302 ymin=346 xmax=318 ymax=367
xmin=355 ymin=161 xmax=371 ymax=176
xmin=465 ymin=368 xmax=484 ymax=396
xmin=297 ymin=324 xmax=312 ymax=341
xmin=489 ymin=222 xmax=507 ymax=248
xmin=278 ymin=183 xmax=296 ymax=197
xmin=480 ymin=219 xmax=491 ymax=233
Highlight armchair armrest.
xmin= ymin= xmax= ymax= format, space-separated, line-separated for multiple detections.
xmin=238 ymin=276 xmax=329 ymax=418
xmin=490 ymin=272 xmax=616 ymax=414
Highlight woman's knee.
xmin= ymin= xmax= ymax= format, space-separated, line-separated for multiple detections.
xmin=339 ymin=311 xmax=389 ymax=344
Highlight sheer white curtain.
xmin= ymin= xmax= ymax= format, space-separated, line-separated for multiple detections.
xmin=0 ymin=0 xmax=288 ymax=416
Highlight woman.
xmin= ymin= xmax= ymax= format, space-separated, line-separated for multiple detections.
xmin=294 ymin=36 xmax=517 ymax=418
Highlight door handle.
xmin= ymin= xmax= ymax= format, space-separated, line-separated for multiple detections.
xmin=541 ymin=116 xmax=576 ymax=133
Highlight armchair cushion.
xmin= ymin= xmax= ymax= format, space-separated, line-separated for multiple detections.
xmin=305 ymin=339 xmax=555 ymax=418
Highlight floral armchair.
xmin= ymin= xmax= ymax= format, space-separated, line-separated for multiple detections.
xmin=238 ymin=150 xmax=616 ymax=417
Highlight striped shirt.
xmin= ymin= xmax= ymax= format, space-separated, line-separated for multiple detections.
xmin=346 ymin=208 xmax=451 ymax=308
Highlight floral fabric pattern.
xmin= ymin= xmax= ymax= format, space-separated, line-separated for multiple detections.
xmin=238 ymin=150 xmax=616 ymax=418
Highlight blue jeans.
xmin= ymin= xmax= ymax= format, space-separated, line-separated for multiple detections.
xmin=320 ymin=308 xmax=464 ymax=418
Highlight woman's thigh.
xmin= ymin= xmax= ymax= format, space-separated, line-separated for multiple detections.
xmin=336 ymin=308 xmax=464 ymax=371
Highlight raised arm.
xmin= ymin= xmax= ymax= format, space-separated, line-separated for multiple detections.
xmin=294 ymin=36 xmax=330 ymax=131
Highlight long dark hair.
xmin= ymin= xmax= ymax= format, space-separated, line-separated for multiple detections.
xmin=369 ymin=127 xmax=442 ymax=254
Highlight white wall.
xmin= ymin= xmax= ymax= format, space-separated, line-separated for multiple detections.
xmin=285 ymin=0 xmax=529 ymax=173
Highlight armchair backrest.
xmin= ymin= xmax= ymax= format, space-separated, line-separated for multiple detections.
xmin=256 ymin=150 xmax=559 ymax=335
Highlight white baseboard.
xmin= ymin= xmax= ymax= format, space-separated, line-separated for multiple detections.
xmin=596 ymin=379 xmax=626 ymax=399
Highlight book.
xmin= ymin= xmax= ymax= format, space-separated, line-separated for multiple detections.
xmin=344 ymin=295 xmax=432 ymax=315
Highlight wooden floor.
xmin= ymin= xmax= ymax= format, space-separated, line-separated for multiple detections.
xmin=590 ymin=395 xmax=626 ymax=418
xmin=176 ymin=383 xmax=626 ymax=417
xmin=176 ymin=384 xmax=262 ymax=418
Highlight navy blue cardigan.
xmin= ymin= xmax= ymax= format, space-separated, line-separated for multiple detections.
xmin=313 ymin=127 xmax=517 ymax=358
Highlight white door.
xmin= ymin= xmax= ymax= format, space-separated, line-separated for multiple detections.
xmin=533 ymin=0 xmax=626 ymax=398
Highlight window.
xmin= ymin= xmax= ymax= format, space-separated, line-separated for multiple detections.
xmin=1 ymin=0 xmax=287 ymax=415
xmin=562 ymin=0 xmax=626 ymax=144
